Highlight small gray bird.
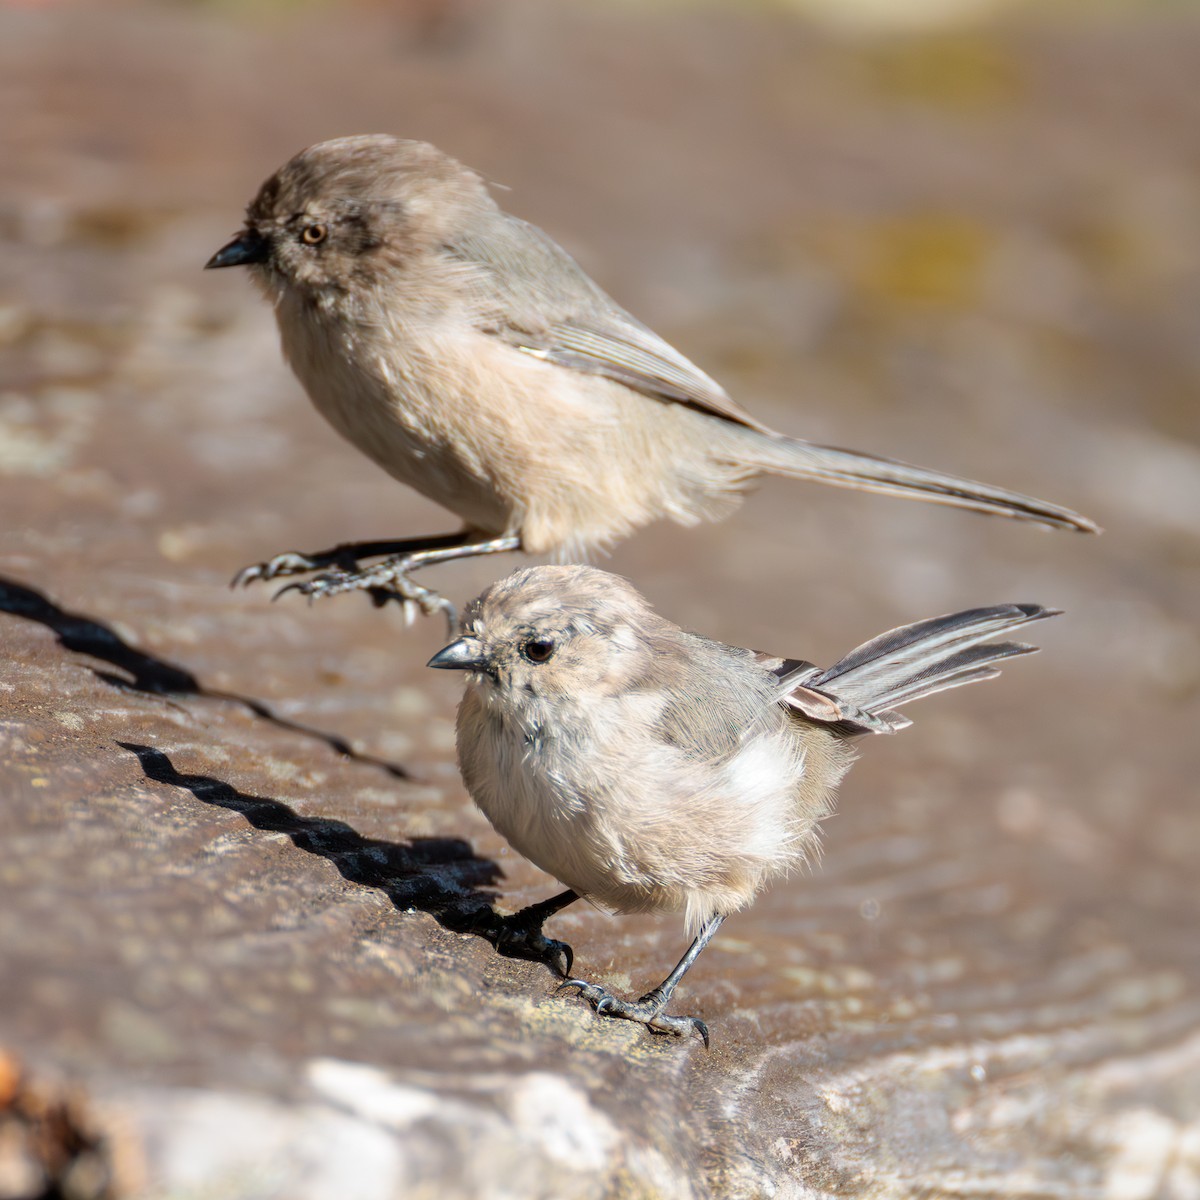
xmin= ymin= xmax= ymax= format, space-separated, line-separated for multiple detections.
xmin=206 ymin=135 xmax=1096 ymax=622
xmin=428 ymin=564 xmax=1059 ymax=1045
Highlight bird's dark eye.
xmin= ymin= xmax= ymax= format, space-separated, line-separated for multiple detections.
xmin=300 ymin=223 xmax=328 ymax=246
xmin=521 ymin=638 xmax=556 ymax=664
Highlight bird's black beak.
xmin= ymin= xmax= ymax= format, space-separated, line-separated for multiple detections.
xmin=427 ymin=637 xmax=486 ymax=671
xmin=205 ymin=229 xmax=270 ymax=270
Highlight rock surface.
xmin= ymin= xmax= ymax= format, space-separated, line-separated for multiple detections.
xmin=1 ymin=2 xmax=1198 ymax=1196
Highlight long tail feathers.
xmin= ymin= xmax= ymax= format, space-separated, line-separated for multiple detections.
xmin=742 ymin=435 xmax=1099 ymax=534
xmin=778 ymin=604 xmax=1061 ymax=735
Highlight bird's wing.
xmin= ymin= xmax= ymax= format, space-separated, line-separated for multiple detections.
xmin=753 ymin=650 xmax=903 ymax=734
xmin=447 ymin=215 xmax=772 ymax=433
xmin=640 ymin=637 xmax=781 ymax=762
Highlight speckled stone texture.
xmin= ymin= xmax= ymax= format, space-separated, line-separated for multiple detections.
xmin=2 ymin=2 xmax=1198 ymax=1196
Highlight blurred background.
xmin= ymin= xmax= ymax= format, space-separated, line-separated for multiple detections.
xmin=2 ymin=0 xmax=1198 ymax=1196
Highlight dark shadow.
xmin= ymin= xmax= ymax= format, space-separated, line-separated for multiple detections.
xmin=119 ymin=741 xmax=504 ymax=932
xmin=0 ymin=575 xmax=410 ymax=780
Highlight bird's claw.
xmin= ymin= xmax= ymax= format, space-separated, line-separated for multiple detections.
xmin=557 ymin=978 xmax=603 ymax=1003
xmin=232 ymin=551 xmax=328 ymax=588
xmin=557 ymin=979 xmax=710 ymax=1047
xmin=474 ymin=911 xmax=574 ymax=977
xmin=271 ymin=564 xmax=459 ymax=634
xmin=270 ymin=579 xmax=308 ymax=603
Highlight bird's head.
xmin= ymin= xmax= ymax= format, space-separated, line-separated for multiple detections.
xmin=205 ymin=134 xmax=489 ymax=300
xmin=428 ymin=565 xmax=664 ymax=704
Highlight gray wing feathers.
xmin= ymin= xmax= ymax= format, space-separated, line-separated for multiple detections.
xmin=450 ymin=212 xmax=1098 ymax=532
xmin=533 ymin=322 xmax=770 ymax=431
xmin=780 ymin=604 xmax=1059 ymax=736
xmin=654 ymin=635 xmax=787 ymax=761
xmin=449 ymin=215 xmax=770 ymax=430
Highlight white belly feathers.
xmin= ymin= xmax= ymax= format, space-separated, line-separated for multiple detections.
xmin=456 ymin=682 xmax=821 ymax=933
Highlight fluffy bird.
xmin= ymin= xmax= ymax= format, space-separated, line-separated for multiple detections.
xmin=428 ymin=564 xmax=1059 ymax=1044
xmin=207 ymin=136 xmax=1096 ymax=622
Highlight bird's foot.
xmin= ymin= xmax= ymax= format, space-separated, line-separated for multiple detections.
xmin=557 ymin=979 xmax=710 ymax=1047
xmin=232 ymin=549 xmax=354 ymax=588
xmin=472 ymin=908 xmax=574 ymax=978
xmin=274 ymin=558 xmax=458 ymax=633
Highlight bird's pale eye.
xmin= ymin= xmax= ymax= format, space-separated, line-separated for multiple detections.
xmin=521 ymin=637 xmax=556 ymax=664
xmin=300 ymin=223 xmax=328 ymax=246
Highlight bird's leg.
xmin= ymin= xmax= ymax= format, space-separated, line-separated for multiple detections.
xmin=471 ymin=889 xmax=579 ymax=978
xmin=272 ymin=534 xmax=522 ymax=632
xmin=232 ymin=532 xmax=472 ymax=588
xmin=559 ymin=914 xmax=726 ymax=1047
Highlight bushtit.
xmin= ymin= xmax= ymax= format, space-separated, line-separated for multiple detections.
xmin=428 ymin=564 xmax=1058 ymax=1045
xmin=206 ymin=136 xmax=1096 ymax=621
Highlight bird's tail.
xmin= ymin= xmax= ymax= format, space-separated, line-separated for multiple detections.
xmin=733 ymin=432 xmax=1098 ymax=533
xmin=776 ymin=604 xmax=1060 ymax=735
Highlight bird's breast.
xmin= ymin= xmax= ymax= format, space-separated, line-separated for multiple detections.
xmin=274 ymin=298 xmax=515 ymax=532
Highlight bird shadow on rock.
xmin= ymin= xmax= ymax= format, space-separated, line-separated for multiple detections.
xmin=118 ymin=740 xmax=517 ymax=949
xmin=0 ymin=574 xmax=411 ymax=780
xmin=1 ymin=575 xmax=569 ymax=974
